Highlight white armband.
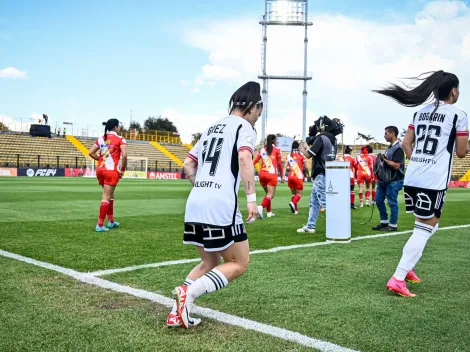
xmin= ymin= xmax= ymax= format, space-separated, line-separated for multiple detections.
xmin=246 ymin=193 xmax=256 ymax=203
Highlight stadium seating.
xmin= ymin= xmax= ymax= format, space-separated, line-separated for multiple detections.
xmin=1 ymin=131 xmax=468 ymax=178
xmin=160 ymin=144 xmax=190 ymax=164
xmin=77 ymin=137 xmax=179 ymax=172
xmin=0 ymin=132 xmax=86 ymax=168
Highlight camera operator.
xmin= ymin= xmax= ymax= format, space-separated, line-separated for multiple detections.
xmin=297 ymin=116 xmax=341 ymax=233
xmin=372 ymin=126 xmax=405 ymax=232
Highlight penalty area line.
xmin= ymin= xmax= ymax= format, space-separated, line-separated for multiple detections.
xmin=0 ymin=249 xmax=358 ymax=352
xmin=89 ymin=223 xmax=470 ymax=277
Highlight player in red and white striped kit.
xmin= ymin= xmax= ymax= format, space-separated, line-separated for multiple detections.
xmin=356 ymin=146 xmax=374 ymax=207
xmin=366 ymin=145 xmax=378 ymax=204
xmin=340 ymin=146 xmax=357 ymax=209
xmin=88 ymin=119 xmax=127 ymax=232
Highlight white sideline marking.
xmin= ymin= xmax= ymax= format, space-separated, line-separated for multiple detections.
xmin=89 ymin=224 xmax=470 ymax=276
xmin=0 ymin=249 xmax=358 ymax=352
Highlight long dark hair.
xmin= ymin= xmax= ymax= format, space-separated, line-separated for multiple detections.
xmin=103 ymin=119 xmax=119 ymax=139
xmin=366 ymin=145 xmax=373 ymax=154
xmin=291 ymin=141 xmax=300 ymax=154
xmin=229 ymin=81 xmax=263 ymax=116
xmin=266 ymin=134 xmax=276 ymax=155
xmin=373 ymin=71 xmax=459 ymax=111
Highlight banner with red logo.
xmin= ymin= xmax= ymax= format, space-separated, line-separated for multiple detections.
xmin=448 ymin=181 xmax=470 ymax=189
xmin=147 ymin=171 xmax=182 ymax=180
xmin=65 ymin=168 xmax=86 ymax=177
xmin=0 ymin=168 xmax=17 ymax=177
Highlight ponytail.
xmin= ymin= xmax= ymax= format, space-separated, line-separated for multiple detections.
xmin=373 ymin=71 xmax=459 ymax=109
xmin=102 ymin=122 xmax=108 ymax=139
xmin=266 ymin=134 xmax=276 ymax=155
xmin=103 ymin=119 xmax=120 ymax=139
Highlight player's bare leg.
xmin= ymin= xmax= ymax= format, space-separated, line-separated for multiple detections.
xmin=387 ymin=216 xmax=439 ymax=297
xmin=266 ymin=185 xmax=277 ymax=217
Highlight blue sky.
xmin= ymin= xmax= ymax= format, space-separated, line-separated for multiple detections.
xmin=1 ymin=0 xmax=469 ymax=142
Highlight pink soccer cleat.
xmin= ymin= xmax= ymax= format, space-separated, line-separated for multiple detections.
xmin=405 ymin=269 xmax=422 ymax=284
xmin=386 ymin=276 xmax=416 ymax=297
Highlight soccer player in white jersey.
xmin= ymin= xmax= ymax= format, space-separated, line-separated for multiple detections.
xmin=375 ymin=71 xmax=469 ymax=297
xmin=167 ymin=82 xmax=262 ymax=328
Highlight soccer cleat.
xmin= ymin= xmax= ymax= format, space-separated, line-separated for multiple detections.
xmin=294 ymin=211 xmax=299 ymax=215
xmin=107 ymin=221 xmax=120 ymax=229
xmin=380 ymin=225 xmax=397 ymax=232
xmin=366 ymin=201 xmax=370 ymax=207
xmin=95 ymin=225 xmax=109 ymax=232
xmin=320 ymin=208 xmax=325 ymax=213
xmin=405 ymin=269 xmax=422 ymax=284
xmin=360 ymin=202 xmax=364 ymax=208
xmin=166 ymin=312 xmax=201 ymax=328
xmin=386 ymin=277 xmax=416 ymax=297
xmin=173 ymin=285 xmax=199 ymax=329
xmin=257 ymin=205 xmax=264 ymax=220
xmin=166 ymin=312 xmax=180 ymax=327
xmin=297 ymin=226 xmax=315 ymax=233
xmin=267 ymin=212 xmax=275 ymax=218
xmin=289 ymin=202 xmax=296 ymax=213
xmin=351 ymin=204 xmax=357 ymax=210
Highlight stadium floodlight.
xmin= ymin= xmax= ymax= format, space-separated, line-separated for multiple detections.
xmin=270 ymin=0 xmax=304 ymax=23
xmin=258 ymin=0 xmax=313 ymax=143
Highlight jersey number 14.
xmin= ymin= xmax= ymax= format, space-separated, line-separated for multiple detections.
xmin=202 ymin=137 xmax=224 ymax=176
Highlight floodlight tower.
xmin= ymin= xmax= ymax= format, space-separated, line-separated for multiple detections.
xmin=259 ymin=0 xmax=313 ymax=142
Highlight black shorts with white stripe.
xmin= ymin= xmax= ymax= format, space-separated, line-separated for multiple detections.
xmin=404 ymin=186 xmax=446 ymax=219
xmin=183 ymin=223 xmax=247 ymax=252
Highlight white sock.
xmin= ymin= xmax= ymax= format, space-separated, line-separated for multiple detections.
xmin=171 ymin=277 xmax=194 ymax=314
xmin=187 ymin=268 xmax=228 ymax=303
xmin=393 ymin=221 xmax=434 ymax=280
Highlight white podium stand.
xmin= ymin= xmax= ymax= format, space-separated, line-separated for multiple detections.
xmin=325 ymin=161 xmax=351 ymax=243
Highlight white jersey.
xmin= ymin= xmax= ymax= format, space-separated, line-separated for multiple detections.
xmin=185 ymin=115 xmax=257 ymax=227
xmin=405 ymin=102 xmax=469 ymax=190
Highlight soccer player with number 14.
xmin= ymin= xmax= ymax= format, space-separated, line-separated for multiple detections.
xmin=167 ymin=82 xmax=263 ymax=328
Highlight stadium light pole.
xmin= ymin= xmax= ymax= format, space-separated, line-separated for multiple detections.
xmin=258 ymin=0 xmax=313 ymax=143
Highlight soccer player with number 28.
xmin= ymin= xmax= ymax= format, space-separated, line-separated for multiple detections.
xmin=375 ymin=71 xmax=469 ymax=297
xmin=168 ymin=82 xmax=262 ymax=328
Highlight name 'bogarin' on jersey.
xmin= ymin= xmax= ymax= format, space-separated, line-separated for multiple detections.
xmin=405 ymin=102 xmax=468 ymax=190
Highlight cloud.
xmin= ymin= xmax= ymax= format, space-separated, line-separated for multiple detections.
xmin=174 ymin=0 xmax=470 ymax=144
xmin=161 ymin=108 xmax=220 ymax=143
xmin=180 ymin=80 xmax=189 ymax=86
xmin=190 ymin=86 xmax=200 ymax=93
xmin=0 ymin=67 xmax=27 ymax=79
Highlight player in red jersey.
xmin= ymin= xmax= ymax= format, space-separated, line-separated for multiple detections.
xmin=356 ymin=146 xmax=374 ymax=207
xmin=284 ymin=141 xmax=308 ymax=214
xmin=366 ymin=145 xmax=377 ymax=204
xmin=340 ymin=146 xmax=357 ymax=209
xmin=88 ymin=119 xmax=127 ymax=232
xmin=253 ymin=134 xmax=284 ymax=218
